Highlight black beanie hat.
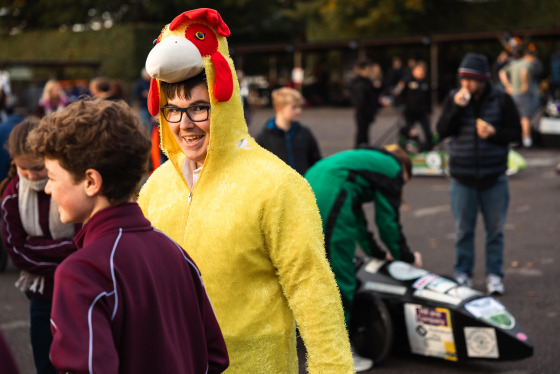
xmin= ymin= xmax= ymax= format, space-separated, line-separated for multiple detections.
xmin=458 ymin=53 xmax=490 ymax=81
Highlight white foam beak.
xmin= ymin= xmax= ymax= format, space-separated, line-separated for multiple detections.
xmin=145 ymin=35 xmax=204 ymax=83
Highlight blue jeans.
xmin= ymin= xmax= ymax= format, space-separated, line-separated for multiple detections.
xmin=450 ymin=174 xmax=509 ymax=278
xmin=26 ymin=293 xmax=57 ymax=374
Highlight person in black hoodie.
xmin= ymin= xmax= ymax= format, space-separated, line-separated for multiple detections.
xmin=256 ymin=87 xmax=321 ymax=175
xmin=350 ymin=59 xmax=380 ymax=148
xmin=397 ymin=60 xmax=433 ymax=151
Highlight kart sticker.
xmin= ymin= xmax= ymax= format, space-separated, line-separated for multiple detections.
xmin=364 ymin=281 xmax=407 ymax=296
xmin=387 ymin=261 xmax=429 ymax=281
xmin=482 ymin=310 xmax=516 ymax=330
xmin=364 ymin=258 xmax=385 ymax=274
xmin=425 ymin=151 xmax=443 ymax=169
xmin=445 ymin=285 xmax=482 ymax=300
xmin=464 ymin=327 xmax=499 ymax=358
xmin=413 ymin=289 xmax=463 ymax=306
xmin=412 ymin=274 xmax=440 ymax=290
xmin=465 ymin=297 xmax=505 ymax=318
xmin=464 ymin=297 xmax=515 ymax=329
xmin=405 ymin=304 xmax=457 ymax=361
xmin=426 ymin=277 xmax=458 ymax=294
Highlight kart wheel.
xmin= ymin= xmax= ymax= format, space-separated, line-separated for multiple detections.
xmin=350 ymin=293 xmax=393 ymax=365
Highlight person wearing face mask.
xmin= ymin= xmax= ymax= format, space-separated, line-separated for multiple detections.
xmin=0 ymin=119 xmax=78 ymax=374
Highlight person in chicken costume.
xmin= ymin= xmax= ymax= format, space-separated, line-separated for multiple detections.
xmin=138 ymin=8 xmax=354 ymax=374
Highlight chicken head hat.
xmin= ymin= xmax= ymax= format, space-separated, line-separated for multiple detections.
xmin=145 ymin=8 xmax=247 ymax=168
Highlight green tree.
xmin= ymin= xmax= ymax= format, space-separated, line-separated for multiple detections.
xmin=0 ymin=0 xmax=300 ymax=44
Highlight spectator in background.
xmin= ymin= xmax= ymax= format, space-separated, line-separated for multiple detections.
xmin=35 ymin=79 xmax=69 ymax=118
xmin=89 ymin=77 xmax=112 ymax=99
xmin=109 ymin=79 xmax=126 ymax=101
xmin=397 ymin=60 xmax=433 ymax=151
xmin=0 ymin=112 xmax=24 ymax=182
xmin=236 ymin=69 xmax=252 ymax=126
xmin=527 ymin=43 xmax=544 ymax=114
xmin=550 ymin=49 xmax=560 ymax=99
xmin=370 ymin=63 xmax=385 ymax=104
xmin=350 ymin=58 xmax=379 ymax=147
xmin=135 ymin=68 xmax=153 ymax=135
xmin=384 ymin=56 xmax=404 ymax=99
xmin=499 ymin=48 xmax=537 ymax=147
xmin=0 ymin=64 xmax=12 ymax=123
xmin=437 ymin=53 xmax=521 ymax=295
xmin=256 ymin=87 xmax=321 ymax=175
xmin=492 ymin=50 xmax=511 ymax=91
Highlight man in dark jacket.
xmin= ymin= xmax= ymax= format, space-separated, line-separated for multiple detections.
xmin=436 ymin=53 xmax=522 ymax=296
xmin=256 ymin=87 xmax=321 ymax=175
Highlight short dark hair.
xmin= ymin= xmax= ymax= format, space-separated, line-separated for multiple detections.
xmin=160 ymin=71 xmax=207 ymax=101
xmin=28 ymin=98 xmax=151 ymax=205
xmin=355 ymin=58 xmax=372 ymax=70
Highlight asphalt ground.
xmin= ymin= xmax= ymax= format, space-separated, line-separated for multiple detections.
xmin=1 ymin=105 xmax=559 ymax=374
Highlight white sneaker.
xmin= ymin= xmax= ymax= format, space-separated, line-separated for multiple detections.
xmin=351 ymin=345 xmax=374 ymax=372
xmin=487 ymin=274 xmax=505 ymax=295
xmin=522 ymin=137 xmax=532 ymax=148
xmin=454 ymin=272 xmax=472 ymax=288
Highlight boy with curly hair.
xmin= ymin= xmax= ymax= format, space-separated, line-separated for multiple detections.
xmin=28 ymin=98 xmax=228 ymax=374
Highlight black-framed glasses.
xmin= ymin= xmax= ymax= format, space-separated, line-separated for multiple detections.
xmin=161 ymin=105 xmax=211 ymax=123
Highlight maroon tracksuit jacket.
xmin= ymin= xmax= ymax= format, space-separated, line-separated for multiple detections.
xmin=49 ymin=203 xmax=228 ymax=374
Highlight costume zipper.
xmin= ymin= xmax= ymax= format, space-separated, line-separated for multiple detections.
xmin=188 ymin=191 xmax=193 ymax=204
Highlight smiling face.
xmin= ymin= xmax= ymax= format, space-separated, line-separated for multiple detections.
xmin=44 ymin=158 xmax=93 ymax=224
xmin=166 ymin=83 xmax=211 ymax=168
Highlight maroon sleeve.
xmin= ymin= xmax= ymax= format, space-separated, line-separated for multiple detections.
xmin=50 ymin=258 xmax=119 ymax=374
xmin=187 ymin=257 xmax=229 ymax=373
xmin=201 ymin=287 xmax=229 ymax=373
xmin=1 ymin=178 xmax=76 ymax=277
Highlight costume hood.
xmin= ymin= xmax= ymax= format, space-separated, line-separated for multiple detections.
xmin=145 ymin=8 xmax=248 ymax=183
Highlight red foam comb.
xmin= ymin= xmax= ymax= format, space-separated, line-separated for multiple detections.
xmin=211 ymin=51 xmax=233 ymax=102
xmin=170 ymin=8 xmax=230 ymax=37
xmin=148 ymin=78 xmax=160 ymax=116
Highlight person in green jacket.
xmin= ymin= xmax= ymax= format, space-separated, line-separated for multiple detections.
xmin=304 ymin=145 xmax=422 ymax=367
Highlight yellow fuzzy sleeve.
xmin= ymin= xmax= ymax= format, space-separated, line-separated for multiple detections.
xmin=263 ymin=172 xmax=354 ymax=373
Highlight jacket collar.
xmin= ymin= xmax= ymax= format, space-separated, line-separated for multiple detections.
xmin=74 ymin=202 xmax=151 ymax=249
xmin=266 ymin=117 xmax=300 ymax=136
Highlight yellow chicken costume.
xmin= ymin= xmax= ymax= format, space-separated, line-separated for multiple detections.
xmin=138 ymin=8 xmax=354 ymax=374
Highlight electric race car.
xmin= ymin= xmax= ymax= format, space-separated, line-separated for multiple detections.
xmin=350 ymin=257 xmax=533 ymax=365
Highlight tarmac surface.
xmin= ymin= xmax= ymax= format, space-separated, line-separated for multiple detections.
xmin=1 ymin=105 xmax=559 ymax=374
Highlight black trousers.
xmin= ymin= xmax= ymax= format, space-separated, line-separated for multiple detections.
xmin=355 ymin=113 xmax=374 ymax=148
xmin=401 ymin=111 xmax=433 ymax=150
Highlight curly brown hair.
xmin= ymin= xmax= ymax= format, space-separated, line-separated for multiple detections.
xmin=28 ymin=98 xmax=151 ymax=205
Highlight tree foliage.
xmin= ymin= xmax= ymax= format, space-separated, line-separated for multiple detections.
xmin=1 ymin=0 xmax=559 ymax=42
xmin=0 ymin=0 xmax=301 ymax=44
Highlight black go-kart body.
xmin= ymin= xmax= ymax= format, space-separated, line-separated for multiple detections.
xmin=350 ymin=257 xmax=533 ymax=365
